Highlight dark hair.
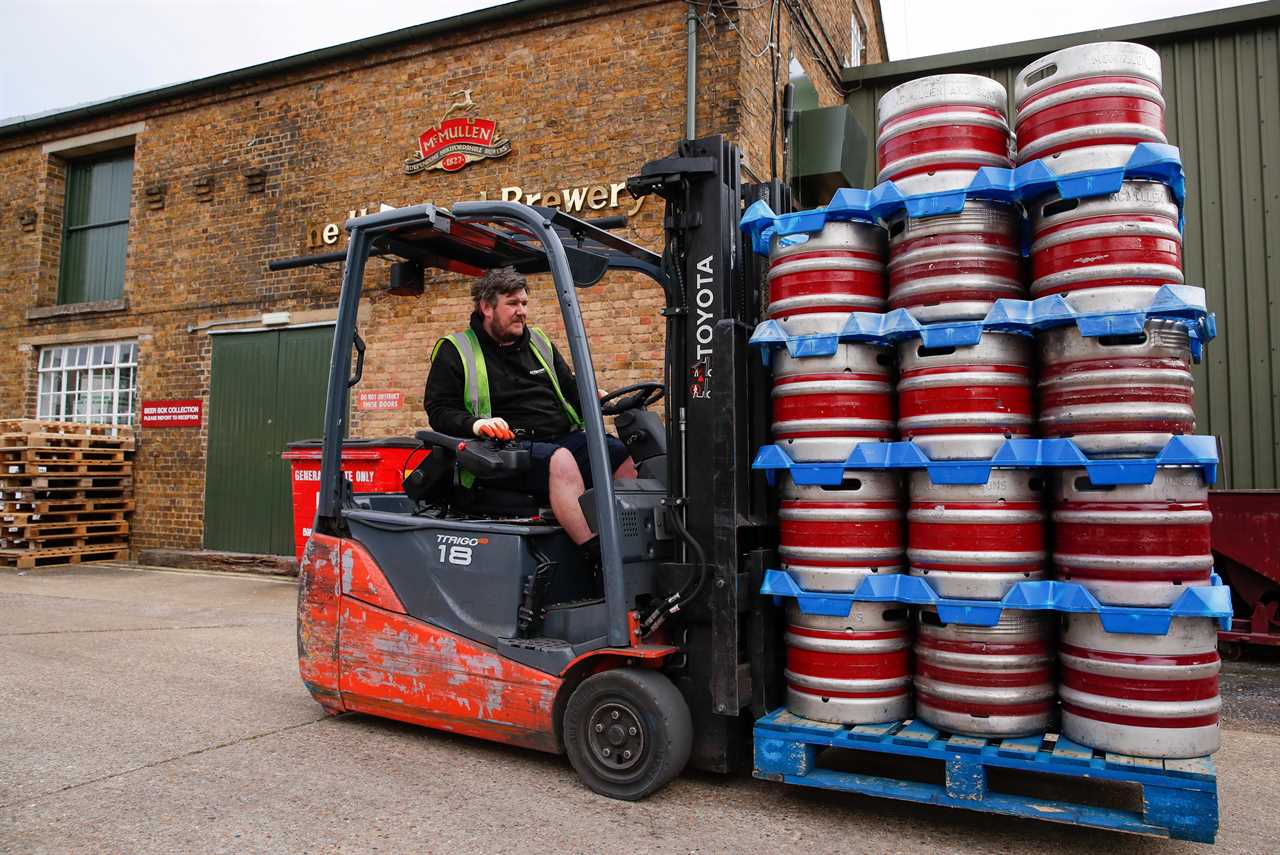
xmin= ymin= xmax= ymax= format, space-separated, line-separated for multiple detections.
xmin=471 ymin=267 xmax=527 ymax=311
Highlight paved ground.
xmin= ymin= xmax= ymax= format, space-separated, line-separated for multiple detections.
xmin=2 ymin=563 xmax=1277 ymax=854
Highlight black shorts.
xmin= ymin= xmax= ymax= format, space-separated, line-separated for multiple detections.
xmin=488 ymin=431 xmax=629 ymax=499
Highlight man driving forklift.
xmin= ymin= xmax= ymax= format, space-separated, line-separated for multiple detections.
xmin=425 ymin=266 xmax=637 ymax=558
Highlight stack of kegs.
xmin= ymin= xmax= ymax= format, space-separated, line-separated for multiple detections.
xmin=876 ymin=74 xmax=1055 ymax=739
xmin=764 ymin=207 xmax=911 ymax=725
xmin=1013 ymin=42 xmax=1220 ymax=759
xmin=757 ymin=41 xmax=1220 ymax=758
xmin=878 ymin=74 xmax=1025 ymax=322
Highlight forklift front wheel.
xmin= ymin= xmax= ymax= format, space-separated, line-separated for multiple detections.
xmin=563 ymin=667 xmax=692 ymax=801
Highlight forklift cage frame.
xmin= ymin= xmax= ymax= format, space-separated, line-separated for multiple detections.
xmin=314 ymin=201 xmax=666 ymax=649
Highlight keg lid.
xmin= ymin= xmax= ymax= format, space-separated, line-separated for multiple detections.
xmin=878 ymin=73 xmax=1009 ymax=132
xmin=1015 ymin=41 xmax=1162 ymax=108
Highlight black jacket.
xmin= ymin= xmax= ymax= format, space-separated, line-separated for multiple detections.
xmin=425 ymin=313 xmax=582 ymax=439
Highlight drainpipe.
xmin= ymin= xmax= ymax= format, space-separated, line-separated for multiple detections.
xmin=686 ymin=3 xmax=697 ymax=139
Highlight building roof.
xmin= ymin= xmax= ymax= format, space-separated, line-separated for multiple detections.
xmin=0 ymin=0 xmax=578 ymax=141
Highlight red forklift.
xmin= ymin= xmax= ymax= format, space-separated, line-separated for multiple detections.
xmin=275 ymin=137 xmax=784 ymax=799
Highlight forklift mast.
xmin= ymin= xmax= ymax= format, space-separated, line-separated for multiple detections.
xmin=629 ymin=136 xmax=790 ymax=771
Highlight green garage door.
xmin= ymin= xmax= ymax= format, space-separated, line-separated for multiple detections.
xmin=204 ymin=326 xmax=333 ymax=555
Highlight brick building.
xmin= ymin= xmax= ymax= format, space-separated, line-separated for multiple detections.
xmin=0 ymin=0 xmax=885 ymax=562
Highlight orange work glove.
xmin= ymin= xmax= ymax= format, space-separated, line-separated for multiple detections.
xmin=473 ymin=417 xmax=514 ymax=441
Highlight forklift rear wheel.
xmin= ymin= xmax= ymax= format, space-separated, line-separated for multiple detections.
xmin=563 ymin=668 xmax=692 ymax=800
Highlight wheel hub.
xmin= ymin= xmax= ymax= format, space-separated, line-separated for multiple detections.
xmin=587 ymin=701 xmax=645 ymax=773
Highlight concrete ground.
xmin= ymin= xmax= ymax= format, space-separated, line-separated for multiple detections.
xmin=1 ymin=563 xmax=1277 ymax=854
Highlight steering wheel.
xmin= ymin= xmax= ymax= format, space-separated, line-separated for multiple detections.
xmin=599 ymin=382 xmax=665 ymax=416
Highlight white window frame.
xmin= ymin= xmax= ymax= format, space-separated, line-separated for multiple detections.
xmin=849 ymin=14 xmax=865 ymax=66
xmin=36 ymin=340 xmax=138 ymax=427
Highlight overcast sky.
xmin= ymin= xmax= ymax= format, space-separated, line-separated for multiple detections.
xmin=1 ymin=0 xmax=1259 ymax=122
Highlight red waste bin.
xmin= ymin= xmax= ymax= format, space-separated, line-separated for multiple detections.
xmin=282 ymin=437 xmax=427 ymax=562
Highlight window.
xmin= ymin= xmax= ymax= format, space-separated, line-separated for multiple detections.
xmin=37 ymin=341 xmax=138 ymax=427
xmin=848 ymin=15 xmax=865 ymax=66
xmin=788 ymin=54 xmax=820 ymax=112
xmin=58 ymin=150 xmax=134 ymax=304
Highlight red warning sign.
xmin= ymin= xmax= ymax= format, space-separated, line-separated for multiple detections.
xmin=356 ymin=390 xmax=404 ymax=411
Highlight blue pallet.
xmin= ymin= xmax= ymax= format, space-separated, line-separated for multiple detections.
xmin=1015 ymin=142 xmax=1187 ymax=226
xmin=754 ymin=709 xmax=1218 ymax=843
xmin=865 ymin=165 xmax=1019 ymax=220
xmin=761 ymin=569 xmax=1234 ymax=634
xmin=749 ymin=285 xmax=1215 ymax=363
xmin=740 ymin=144 xmax=1188 ymax=256
xmin=752 ymin=435 xmax=1220 ymax=487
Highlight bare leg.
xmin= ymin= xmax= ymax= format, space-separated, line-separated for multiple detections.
xmin=613 ymin=457 xmax=638 ymax=479
xmin=549 ymin=448 xmax=593 ymax=544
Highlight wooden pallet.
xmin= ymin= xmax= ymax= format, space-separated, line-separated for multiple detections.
xmin=0 ymin=529 xmax=128 ymax=550
xmin=1 ymin=497 xmax=135 ymax=515
xmin=3 ymin=519 xmax=130 ymax=538
xmin=0 ymin=447 xmax=127 ymax=463
xmin=754 ymin=709 xmax=1218 ymax=844
xmin=0 ymin=476 xmax=133 ymax=490
xmin=0 ymin=544 xmax=129 ymax=569
xmin=0 ymin=432 xmax=136 ymax=451
xmin=3 ymin=461 xmax=132 ymax=476
xmin=2 ymin=510 xmax=130 ymax=526
xmin=0 ymin=419 xmax=130 ymax=437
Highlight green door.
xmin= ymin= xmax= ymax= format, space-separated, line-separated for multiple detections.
xmin=204 ymin=326 xmax=334 ymax=555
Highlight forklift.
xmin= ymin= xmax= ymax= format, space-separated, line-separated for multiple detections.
xmin=277 ymin=137 xmax=785 ymax=800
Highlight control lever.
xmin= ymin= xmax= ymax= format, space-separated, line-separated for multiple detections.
xmin=414 ymin=430 xmax=530 ymax=476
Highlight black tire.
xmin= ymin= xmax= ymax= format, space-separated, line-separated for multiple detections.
xmin=562 ymin=668 xmax=692 ymax=801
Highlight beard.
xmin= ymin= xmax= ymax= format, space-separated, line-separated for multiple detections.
xmin=488 ymin=317 xmax=524 ymax=344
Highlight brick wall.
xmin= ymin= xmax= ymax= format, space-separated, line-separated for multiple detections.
xmin=0 ymin=0 xmax=869 ymax=554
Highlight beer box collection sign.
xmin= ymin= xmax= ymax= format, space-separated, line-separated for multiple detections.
xmin=141 ymin=399 xmax=202 ymax=428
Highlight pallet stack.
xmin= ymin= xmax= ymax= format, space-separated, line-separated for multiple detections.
xmin=0 ymin=419 xmax=134 ymax=569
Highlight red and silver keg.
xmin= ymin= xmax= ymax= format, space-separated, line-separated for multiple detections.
xmin=897 ymin=332 xmax=1034 ymax=459
xmin=1038 ymin=319 xmax=1193 ymax=454
xmin=1029 ymin=180 xmax=1183 ymax=312
xmin=1060 ymin=614 xmax=1221 ymax=757
xmin=766 ymin=220 xmax=887 ymax=320
xmin=877 ymin=74 xmax=1013 ymax=194
xmin=785 ymin=601 xmax=913 ymax=724
xmin=887 ymin=200 xmax=1024 ymax=323
xmin=778 ymin=472 xmax=904 ymax=591
xmin=1053 ymin=468 xmax=1213 ymax=607
xmin=907 ymin=471 xmax=1047 ymax=599
xmin=1015 ymin=41 xmax=1166 ymax=172
xmin=772 ymin=337 xmax=895 ymax=462
xmin=914 ymin=609 xmax=1056 ymax=737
